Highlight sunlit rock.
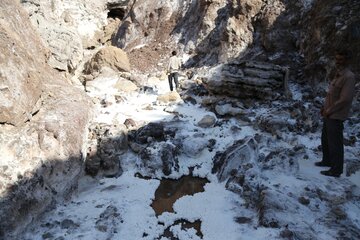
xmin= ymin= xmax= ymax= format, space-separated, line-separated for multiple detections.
xmin=114 ymin=78 xmax=138 ymax=92
xmin=157 ymin=91 xmax=182 ymax=104
xmin=83 ymin=46 xmax=131 ymax=75
xmin=0 ymin=1 xmax=92 ymax=238
xmin=197 ymin=115 xmax=217 ymax=128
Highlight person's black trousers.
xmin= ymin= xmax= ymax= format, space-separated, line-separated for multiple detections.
xmin=168 ymin=72 xmax=179 ymax=91
xmin=321 ymin=118 xmax=344 ymax=174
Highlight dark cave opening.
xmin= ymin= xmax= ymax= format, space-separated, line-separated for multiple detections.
xmin=107 ymin=7 xmax=126 ymax=20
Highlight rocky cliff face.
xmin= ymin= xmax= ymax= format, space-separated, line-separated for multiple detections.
xmin=21 ymin=0 xmax=129 ymax=72
xmin=0 ymin=1 xmax=45 ymax=126
xmin=114 ymin=0 xmax=359 ymax=83
xmin=113 ymin=0 xmax=310 ymax=72
xmin=301 ymin=0 xmax=360 ymax=82
xmin=0 ymin=0 xmax=92 ymax=238
xmin=20 ymin=0 xmax=359 ymax=82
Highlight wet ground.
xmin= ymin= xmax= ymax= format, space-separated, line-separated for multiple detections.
xmin=149 ymin=175 xmax=209 ymax=239
xmin=151 ymin=175 xmax=209 ymax=216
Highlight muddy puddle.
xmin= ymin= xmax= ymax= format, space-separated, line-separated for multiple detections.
xmin=150 ymin=175 xmax=209 ymax=216
xmin=159 ymin=219 xmax=203 ymax=239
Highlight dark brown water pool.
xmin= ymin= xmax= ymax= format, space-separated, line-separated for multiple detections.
xmin=151 ymin=175 xmax=209 ymax=216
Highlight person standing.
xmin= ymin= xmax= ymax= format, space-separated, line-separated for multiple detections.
xmin=315 ymin=49 xmax=356 ymax=177
xmin=167 ymin=51 xmax=182 ymax=91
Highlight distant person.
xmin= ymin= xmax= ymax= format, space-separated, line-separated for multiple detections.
xmin=315 ymin=49 xmax=356 ymax=177
xmin=167 ymin=51 xmax=182 ymax=91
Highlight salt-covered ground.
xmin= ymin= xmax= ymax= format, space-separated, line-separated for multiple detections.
xmin=23 ymin=75 xmax=360 ymax=240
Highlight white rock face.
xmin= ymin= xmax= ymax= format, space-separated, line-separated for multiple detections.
xmin=42 ymin=26 xmax=83 ymax=71
xmin=21 ymin=0 xmax=112 ymax=71
xmin=0 ymin=1 xmax=92 ymax=238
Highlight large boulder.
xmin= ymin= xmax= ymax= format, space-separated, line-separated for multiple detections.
xmin=83 ymin=46 xmax=131 ymax=74
xmin=0 ymin=1 xmax=92 ymax=238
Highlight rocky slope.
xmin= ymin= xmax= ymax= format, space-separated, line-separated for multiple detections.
xmin=0 ymin=0 xmax=91 ymax=238
xmin=19 ymin=69 xmax=360 ymax=240
xmin=114 ymin=0 xmax=359 ymax=83
xmin=21 ymin=0 xmax=129 ymax=72
xmin=113 ymin=0 xmax=306 ymax=71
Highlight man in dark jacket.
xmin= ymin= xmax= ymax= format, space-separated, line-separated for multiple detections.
xmin=315 ymin=50 xmax=356 ymax=177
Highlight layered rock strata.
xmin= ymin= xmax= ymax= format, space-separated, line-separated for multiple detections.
xmin=204 ymin=61 xmax=290 ymax=99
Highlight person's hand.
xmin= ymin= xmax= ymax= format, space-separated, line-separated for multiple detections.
xmin=324 ymin=110 xmax=330 ymax=118
xmin=322 ymin=108 xmax=330 ymax=118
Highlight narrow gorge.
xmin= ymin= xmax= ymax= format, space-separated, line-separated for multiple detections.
xmin=1 ymin=0 xmax=359 ymax=239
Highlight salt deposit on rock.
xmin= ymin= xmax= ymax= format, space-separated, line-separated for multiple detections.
xmin=1 ymin=0 xmax=360 ymax=239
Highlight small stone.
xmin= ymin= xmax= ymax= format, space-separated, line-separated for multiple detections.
xmin=96 ymin=225 xmax=107 ymax=232
xmin=298 ymin=196 xmax=310 ymax=205
xmin=235 ymin=216 xmax=252 ymax=224
xmin=42 ymin=232 xmax=53 ymax=239
xmin=124 ymin=118 xmax=136 ymax=128
xmin=280 ymin=229 xmax=294 ymax=239
xmin=331 ymin=207 xmax=347 ymax=220
xmin=60 ymin=219 xmax=78 ymax=229
xmin=197 ymin=115 xmax=216 ymax=128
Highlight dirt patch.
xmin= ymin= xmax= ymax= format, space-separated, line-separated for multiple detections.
xmin=126 ymin=13 xmax=178 ymax=73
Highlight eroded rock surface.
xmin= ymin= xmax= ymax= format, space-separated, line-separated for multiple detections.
xmin=301 ymin=0 xmax=360 ymax=82
xmin=212 ymin=134 xmax=360 ymax=239
xmin=85 ymin=123 xmax=128 ymax=177
xmin=0 ymin=1 xmax=92 ymax=238
xmin=21 ymin=0 xmax=128 ymax=72
xmin=83 ymin=46 xmax=131 ymax=75
xmin=0 ymin=1 xmax=44 ymax=126
xmin=205 ymin=61 xmax=290 ymax=99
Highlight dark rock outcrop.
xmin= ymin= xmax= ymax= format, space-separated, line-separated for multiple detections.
xmin=128 ymin=122 xmax=166 ymax=144
xmin=301 ymin=0 xmax=360 ymax=82
xmin=85 ymin=123 xmax=128 ymax=177
xmin=205 ymin=61 xmax=290 ymax=99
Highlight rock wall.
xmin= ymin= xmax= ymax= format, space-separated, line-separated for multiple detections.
xmin=0 ymin=0 xmax=92 ymax=238
xmin=301 ymin=0 xmax=360 ymax=82
xmin=0 ymin=2 xmax=44 ymax=126
xmin=113 ymin=0 xmax=310 ymax=72
xmin=21 ymin=0 xmax=129 ymax=72
xmin=21 ymin=0 xmax=358 ymax=85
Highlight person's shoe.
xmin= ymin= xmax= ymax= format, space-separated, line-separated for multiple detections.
xmin=320 ymin=169 xmax=341 ymax=178
xmin=314 ymin=161 xmax=331 ymax=167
